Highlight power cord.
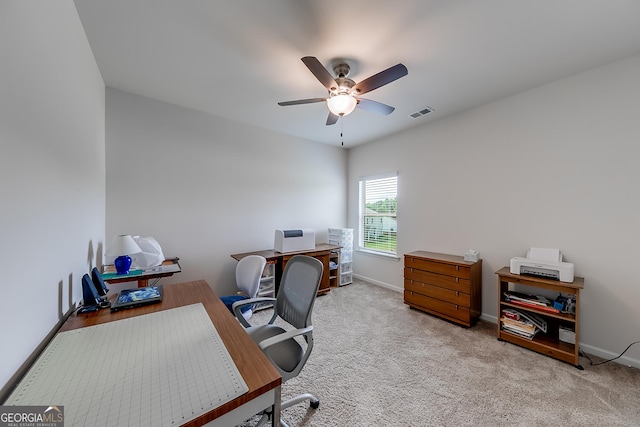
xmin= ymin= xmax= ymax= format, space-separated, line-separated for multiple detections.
xmin=580 ymin=341 xmax=640 ymax=366
xmin=74 ymin=298 xmax=111 ymax=315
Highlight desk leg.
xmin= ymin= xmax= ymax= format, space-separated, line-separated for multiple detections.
xmin=138 ymin=278 xmax=149 ymax=288
xmin=272 ymin=385 xmax=281 ymax=427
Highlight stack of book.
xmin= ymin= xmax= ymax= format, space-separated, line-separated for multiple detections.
xmin=500 ymin=308 xmax=547 ymax=340
xmin=503 ymin=291 xmax=560 ymax=313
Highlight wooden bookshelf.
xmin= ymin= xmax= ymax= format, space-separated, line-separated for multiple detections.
xmin=496 ymin=267 xmax=584 ymax=369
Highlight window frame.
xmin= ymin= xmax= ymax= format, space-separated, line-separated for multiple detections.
xmin=357 ymin=172 xmax=398 ymax=257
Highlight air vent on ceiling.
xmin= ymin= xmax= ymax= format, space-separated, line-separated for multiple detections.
xmin=410 ymin=106 xmax=434 ymax=119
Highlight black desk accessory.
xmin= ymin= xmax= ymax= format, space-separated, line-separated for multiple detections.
xmin=77 ymin=274 xmax=111 ymax=314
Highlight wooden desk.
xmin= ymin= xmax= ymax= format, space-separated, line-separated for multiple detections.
xmin=102 ymin=258 xmax=181 ymax=288
xmin=57 ymin=280 xmax=281 ymax=426
xmin=231 ymin=243 xmax=341 ymax=296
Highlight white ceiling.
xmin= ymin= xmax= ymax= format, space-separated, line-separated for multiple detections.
xmin=74 ymin=0 xmax=640 ymax=148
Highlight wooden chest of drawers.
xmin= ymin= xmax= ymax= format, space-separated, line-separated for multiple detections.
xmin=404 ymin=251 xmax=482 ymax=327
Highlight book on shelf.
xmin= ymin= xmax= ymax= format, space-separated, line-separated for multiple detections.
xmin=500 ymin=317 xmax=536 ymax=334
xmin=501 ymin=308 xmax=521 ymax=321
xmin=500 ymin=323 xmax=539 ymax=340
xmin=500 ymin=307 xmax=548 ymax=339
xmin=503 ymin=291 xmax=550 ymax=306
xmin=503 ymin=291 xmax=560 ymax=313
xmin=500 ymin=307 xmax=537 ymax=339
xmin=517 ymin=309 xmax=547 ymax=333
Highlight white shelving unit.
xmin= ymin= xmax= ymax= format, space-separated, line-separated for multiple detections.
xmin=255 ymin=261 xmax=276 ymax=310
xmin=329 ymin=228 xmax=353 ymax=286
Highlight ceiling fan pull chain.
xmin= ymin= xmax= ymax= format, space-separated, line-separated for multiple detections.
xmin=341 ymin=121 xmax=344 ymax=146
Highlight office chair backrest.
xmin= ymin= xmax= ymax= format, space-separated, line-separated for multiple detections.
xmin=240 ymin=255 xmax=324 ymax=423
xmin=276 ymin=255 xmax=323 ymax=329
xmin=236 ymin=255 xmax=267 ymax=298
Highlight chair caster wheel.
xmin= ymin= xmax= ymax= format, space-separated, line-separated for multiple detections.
xmin=310 ymin=400 xmax=320 ymax=409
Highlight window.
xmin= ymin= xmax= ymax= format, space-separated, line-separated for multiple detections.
xmin=358 ymin=173 xmax=397 ymax=256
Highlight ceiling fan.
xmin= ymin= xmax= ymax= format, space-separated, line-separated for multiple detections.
xmin=278 ymin=56 xmax=408 ymax=125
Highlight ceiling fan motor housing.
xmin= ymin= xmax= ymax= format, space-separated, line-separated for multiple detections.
xmin=333 ymin=63 xmax=351 ymax=78
xmin=332 ymin=77 xmax=356 ymax=96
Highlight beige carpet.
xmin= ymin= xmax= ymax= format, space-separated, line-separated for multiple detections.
xmin=240 ymin=279 xmax=640 ymax=426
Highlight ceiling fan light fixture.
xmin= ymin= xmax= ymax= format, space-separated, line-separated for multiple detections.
xmin=327 ymin=94 xmax=357 ymax=117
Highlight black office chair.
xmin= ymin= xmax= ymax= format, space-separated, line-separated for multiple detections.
xmin=232 ymin=255 xmax=323 ymax=427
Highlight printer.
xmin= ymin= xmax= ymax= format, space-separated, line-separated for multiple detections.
xmin=510 ymin=247 xmax=574 ymax=282
xmin=274 ymin=229 xmax=315 ymax=253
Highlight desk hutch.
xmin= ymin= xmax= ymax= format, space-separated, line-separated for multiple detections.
xmin=231 ymin=243 xmax=342 ymax=297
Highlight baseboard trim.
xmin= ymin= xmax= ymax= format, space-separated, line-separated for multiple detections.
xmin=353 ymin=273 xmax=402 ymax=293
xmin=355 ymin=274 xmax=640 ymax=370
xmin=578 ymin=343 xmax=640 ymax=370
xmin=480 ymin=313 xmax=498 ymax=324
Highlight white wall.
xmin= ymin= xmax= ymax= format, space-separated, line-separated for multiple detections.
xmin=348 ymin=54 xmax=640 ymax=367
xmin=105 ymin=88 xmax=347 ymax=295
xmin=0 ymin=1 xmax=105 ymax=389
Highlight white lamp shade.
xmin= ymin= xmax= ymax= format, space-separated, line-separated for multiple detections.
xmin=327 ymin=94 xmax=357 ymax=116
xmin=106 ymin=234 xmax=142 ymax=256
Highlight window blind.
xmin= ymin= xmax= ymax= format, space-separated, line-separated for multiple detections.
xmin=358 ymin=174 xmax=398 ymax=255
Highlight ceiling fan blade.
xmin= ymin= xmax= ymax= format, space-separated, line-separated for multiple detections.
xmin=326 ymin=112 xmax=339 ymax=126
xmin=278 ymin=98 xmax=326 ymax=106
xmin=352 ymin=63 xmax=408 ymax=95
xmin=356 ymin=98 xmax=395 ymax=115
xmin=302 ymin=56 xmax=338 ymax=91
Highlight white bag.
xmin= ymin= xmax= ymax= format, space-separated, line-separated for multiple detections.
xmin=131 ymin=236 xmax=165 ymax=268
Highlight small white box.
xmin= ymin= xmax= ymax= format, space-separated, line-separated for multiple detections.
xmin=558 ymin=327 xmax=575 ymax=344
xmin=464 ymin=250 xmax=479 ymax=262
xmin=274 ymin=229 xmax=315 ymax=253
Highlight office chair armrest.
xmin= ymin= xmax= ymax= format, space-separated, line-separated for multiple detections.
xmin=232 ymin=297 xmax=277 ymax=327
xmin=258 ymin=326 xmax=313 ymax=351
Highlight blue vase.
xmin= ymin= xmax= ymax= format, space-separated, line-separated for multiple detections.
xmin=114 ymin=255 xmax=132 ymax=274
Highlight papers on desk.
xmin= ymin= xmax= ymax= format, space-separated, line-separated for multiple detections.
xmin=101 ymin=263 xmax=180 ymax=279
xmin=100 ymin=269 xmax=144 ymax=279
xmin=140 ymin=264 xmax=181 ymax=274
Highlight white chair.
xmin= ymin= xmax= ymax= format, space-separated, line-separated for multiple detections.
xmin=232 ymin=255 xmax=323 ymax=427
xmin=221 ymin=255 xmax=266 ymax=321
